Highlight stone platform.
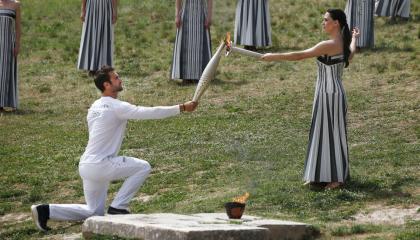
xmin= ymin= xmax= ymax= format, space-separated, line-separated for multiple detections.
xmin=82 ymin=213 xmax=317 ymax=240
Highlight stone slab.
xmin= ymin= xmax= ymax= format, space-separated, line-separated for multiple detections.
xmin=82 ymin=213 xmax=316 ymax=240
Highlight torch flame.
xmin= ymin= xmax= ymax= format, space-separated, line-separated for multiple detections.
xmin=232 ymin=192 xmax=249 ymax=204
xmin=225 ymin=32 xmax=232 ymax=51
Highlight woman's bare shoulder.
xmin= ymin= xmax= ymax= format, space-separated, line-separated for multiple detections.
xmin=318 ymin=39 xmax=335 ymax=47
xmin=320 ymin=39 xmax=342 ymax=55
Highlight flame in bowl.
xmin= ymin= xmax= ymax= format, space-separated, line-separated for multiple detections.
xmin=232 ymin=192 xmax=249 ymax=204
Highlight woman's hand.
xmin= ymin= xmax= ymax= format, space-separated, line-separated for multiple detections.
xmin=80 ymin=9 xmax=86 ymax=22
xmin=112 ymin=11 xmax=117 ymax=24
xmin=352 ymin=27 xmax=360 ymax=39
xmin=13 ymin=43 xmax=20 ymax=57
xmin=175 ymin=15 xmax=182 ymax=28
xmin=204 ymin=17 xmax=211 ymax=29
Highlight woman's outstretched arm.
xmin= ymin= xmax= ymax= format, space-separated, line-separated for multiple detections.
xmin=261 ymin=40 xmax=334 ymax=62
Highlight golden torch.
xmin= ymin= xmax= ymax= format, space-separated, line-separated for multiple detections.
xmin=192 ymin=41 xmax=226 ymax=102
xmin=225 ymin=32 xmax=263 ymax=58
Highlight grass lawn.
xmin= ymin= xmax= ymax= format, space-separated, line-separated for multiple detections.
xmin=0 ymin=0 xmax=419 ymax=239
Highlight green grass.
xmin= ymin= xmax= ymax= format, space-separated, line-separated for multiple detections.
xmin=1 ymin=0 xmax=419 ymax=239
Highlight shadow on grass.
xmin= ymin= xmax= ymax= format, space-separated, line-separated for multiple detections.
xmin=13 ymin=109 xmax=39 ymax=115
xmin=366 ymin=45 xmax=415 ymax=53
xmin=211 ymin=77 xmax=249 ymax=86
xmin=0 ymin=221 xmax=83 ymax=240
xmin=381 ymin=16 xmax=418 ymax=24
xmin=344 ymin=177 xmax=414 ymax=199
xmin=0 ymin=108 xmax=45 ymax=116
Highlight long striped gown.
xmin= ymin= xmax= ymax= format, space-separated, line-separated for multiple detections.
xmin=171 ymin=0 xmax=212 ymax=80
xmin=375 ymin=0 xmax=411 ymax=18
xmin=303 ymin=55 xmax=350 ymax=183
xmin=234 ymin=0 xmax=271 ymax=47
xmin=345 ymin=0 xmax=375 ymax=48
xmin=0 ymin=9 xmax=18 ymax=109
xmin=78 ymin=0 xmax=114 ymax=71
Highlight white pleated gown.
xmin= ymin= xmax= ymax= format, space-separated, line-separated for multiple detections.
xmin=77 ymin=0 xmax=114 ymax=71
xmin=171 ymin=0 xmax=212 ymax=80
xmin=304 ymin=55 xmax=350 ymax=183
xmin=345 ymin=0 xmax=375 ymax=48
xmin=0 ymin=9 xmax=18 ymax=108
xmin=234 ymin=0 xmax=272 ymax=47
xmin=375 ymin=0 xmax=411 ymax=18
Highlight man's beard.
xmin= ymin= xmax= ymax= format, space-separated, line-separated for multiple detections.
xmin=113 ymin=85 xmax=123 ymax=92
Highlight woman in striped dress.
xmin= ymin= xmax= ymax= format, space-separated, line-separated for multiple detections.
xmin=375 ymin=0 xmax=411 ymax=19
xmin=78 ymin=0 xmax=118 ymax=73
xmin=345 ymin=0 xmax=374 ymax=49
xmin=262 ymin=9 xmax=360 ymax=189
xmin=234 ymin=0 xmax=271 ymax=50
xmin=0 ymin=0 xmax=21 ymax=112
xmin=171 ymin=0 xmax=212 ymax=84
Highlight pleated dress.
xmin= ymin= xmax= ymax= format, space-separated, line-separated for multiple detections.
xmin=171 ymin=0 xmax=212 ymax=81
xmin=0 ymin=8 xmax=18 ymax=109
xmin=375 ymin=0 xmax=411 ymax=18
xmin=303 ymin=55 xmax=350 ymax=183
xmin=345 ymin=0 xmax=375 ymax=48
xmin=234 ymin=0 xmax=271 ymax=47
xmin=77 ymin=0 xmax=114 ymax=71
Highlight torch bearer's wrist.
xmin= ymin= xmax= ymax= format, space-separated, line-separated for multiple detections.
xmin=180 ymin=103 xmax=186 ymax=112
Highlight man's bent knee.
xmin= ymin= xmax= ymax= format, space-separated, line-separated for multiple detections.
xmin=87 ymin=207 xmax=105 ymax=217
xmin=131 ymin=158 xmax=152 ymax=174
xmin=142 ymin=161 xmax=152 ymax=174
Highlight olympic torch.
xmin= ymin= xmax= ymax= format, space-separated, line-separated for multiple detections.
xmin=192 ymin=41 xmax=226 ymax=102
xmin=225 ymin=32 xmax=263 ymax=58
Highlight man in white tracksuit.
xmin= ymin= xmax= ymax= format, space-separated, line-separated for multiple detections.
xmin=31 ymin=65 xmax=198 ymax=231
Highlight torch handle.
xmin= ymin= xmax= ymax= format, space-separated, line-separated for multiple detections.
xmin=230 ymin=46 xmax=263 ymax=59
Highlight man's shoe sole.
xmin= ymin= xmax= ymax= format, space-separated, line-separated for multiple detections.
xmin=31 ymin=205 xmax=47 ymax=232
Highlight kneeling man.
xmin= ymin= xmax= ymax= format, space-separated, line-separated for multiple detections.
xmin=31 ymin=65 xmax=198 ymax=231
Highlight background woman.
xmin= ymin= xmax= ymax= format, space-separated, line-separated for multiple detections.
xmin=77 ymin=0 xmax=118 ymax=74
xmin=234 ymin=0 xmax=271 ymax=51
xmin=261 ymin=9 xmax=360 ymax=189
xmin=345 ymin=0 xmax=374 ymax=49
xmin=375 ymin=0 xmax=411 ymax=20
xmin=0 ymin=0 xmax=21 ymax=112
xmin=171 ymin=0 xmax=213 ymax=84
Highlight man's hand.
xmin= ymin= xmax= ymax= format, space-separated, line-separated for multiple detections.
xmin=181 ymin=101 xmax=198 ymax=112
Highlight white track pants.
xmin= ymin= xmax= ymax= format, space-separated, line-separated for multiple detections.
xmin=49 ymin=156 xmax=151 ymax=221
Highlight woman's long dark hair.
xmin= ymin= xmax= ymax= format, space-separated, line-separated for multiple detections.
xmin=327 ymin=9 xmax=351 ymax=68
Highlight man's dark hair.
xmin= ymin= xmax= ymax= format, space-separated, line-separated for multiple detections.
xmin=94 ymin=65 xmax=114 ymax=92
